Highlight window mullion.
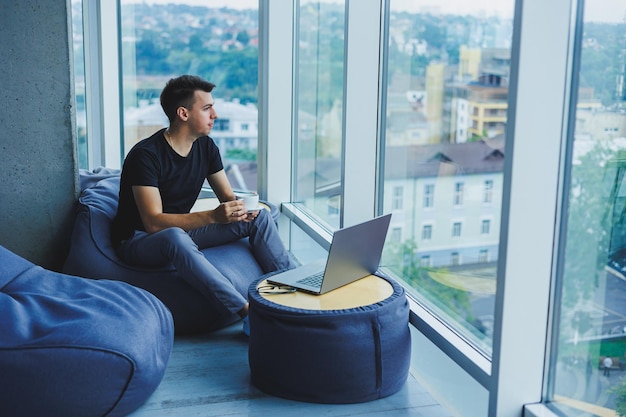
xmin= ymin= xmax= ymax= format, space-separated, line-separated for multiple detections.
xmin=341 ymin=0 xmax=384 ymax=227
xmin=260 ymin=0 xmax=295 ymax=206
xmin=83 ymin=0 xmax=122 ymax=169
xmin=489 ymin=0 xmax=573 ymax=414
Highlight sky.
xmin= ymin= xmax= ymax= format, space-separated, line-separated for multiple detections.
xmin=124 ymin=0 xmax=625 ymax=23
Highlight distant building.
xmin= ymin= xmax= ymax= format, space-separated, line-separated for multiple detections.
xmin=386 ymin=91 xmax=429 ymax=146
xmin=575 ymin=108 xmax=626 ymax=142
xmin=287 ymin=140 xmax=509 ymax=268
xmin=384 ymin=140 xmax=504 ymax=268
xmin=120 ymin=98 xmax=260 ymax=191
xmin=210 ymin=99 xmax=259 ymax=153
xmin=122 ymin=98 xmax=259 ymax=156
xmin=426 ymin=63 xmax=446 ymax=144
xmin=465 ymin=73 xmax=509 ymax=139
xmin=448 ymin=48 xmax=511 ymax=143
xmin=458 ymin=46 xmax=481 ymax=83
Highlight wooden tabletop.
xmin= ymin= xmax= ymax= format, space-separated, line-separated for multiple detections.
xmin=257 ymin=274 xmax=394 ymax=310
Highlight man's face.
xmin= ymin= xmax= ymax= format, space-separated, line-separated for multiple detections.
xmin=187 ymin=90 xmax=218 ymax=136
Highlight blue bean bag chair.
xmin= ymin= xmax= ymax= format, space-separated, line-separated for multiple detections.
xmin=63 ymin=170 xmax=272 ymax=334
xmin=0 ymin=244 xmax=173 ymax=417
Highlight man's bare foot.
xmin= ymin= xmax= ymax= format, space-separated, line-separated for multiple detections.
xmin=238 ymin=303 xmax=249 ymax=318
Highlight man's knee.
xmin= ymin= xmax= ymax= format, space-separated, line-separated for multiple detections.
xmin=254 ymin=209 xmax=272 ymax=226
xmin=158 ymin=227 xmax=194 ymax=246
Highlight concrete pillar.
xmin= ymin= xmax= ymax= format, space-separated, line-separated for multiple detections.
xmin=0 ymin=0 xmax=79 ymax=270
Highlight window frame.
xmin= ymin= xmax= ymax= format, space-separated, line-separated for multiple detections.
xmin=422 ymin=223 xmax=433 ymax=240
xmin=452 ymin=221 xmax=462 ymax=238
xmin=83 ymin=0 xmax=123 ymax=169
xmin=490 ymin=0 xmax=574 ymax=414
xmin=392 ymin=185 xmax=403 ymax=210
xmin=423 ymin=183 xmax=435 ymax=208
xmin=483 ymin=179 xmax=494 ymax=204
xmin=453 ymin=181 xmax=465 ymax=206
xmin=481 ymin=219 xmax=491 ymax=235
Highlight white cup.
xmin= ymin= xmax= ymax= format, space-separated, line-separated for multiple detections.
xmin=239 ymin=192 xmax=259 ymax=212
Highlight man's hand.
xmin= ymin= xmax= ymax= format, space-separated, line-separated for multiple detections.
xmin=206 ymin=170 xmax=259 ymax=223
xmin=214 ymin=200 xmax=248 ymax=223
xmin=243 ymin=209 xmax=260 ymax=222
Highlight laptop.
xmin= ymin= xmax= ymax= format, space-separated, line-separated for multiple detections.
xmin=267 ymin=213 xmax=392 ymax=294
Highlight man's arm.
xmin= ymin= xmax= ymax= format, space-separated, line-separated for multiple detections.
xmin=207 ymin=169 xmax=236 ymax=202
xmin=132 ymin=181 xmax=245 ymax=234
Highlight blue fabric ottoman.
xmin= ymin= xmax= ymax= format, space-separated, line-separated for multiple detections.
xmin=63 ymin=174 xmax=277 ymax=334
xmin=0 ymin=244 xmax=173 ymax=417
xmin=247 ymin=274 xmax=411 ymax=404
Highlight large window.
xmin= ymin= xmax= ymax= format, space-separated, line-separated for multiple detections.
xmin=549 ymin=0 xmax=626 ymax=414
xmin=293 ymin=0 xmax=346 ymax=229
xmin=69 ymin=1 xmax=626 ymax=414
xmin=381 ymin=0 xmax=513 ymax=355
xmin=121 ymin=1 xmax=259 ymax=191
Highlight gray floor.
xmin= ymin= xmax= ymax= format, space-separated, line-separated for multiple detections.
xmin=129 ymin=323 xmax=451 ymax=417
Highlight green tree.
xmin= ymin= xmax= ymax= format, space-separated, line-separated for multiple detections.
xmin=134 ymin=38 xmax=170 ymax=74
xmin=236 ymin=30 xmax=250 ymax=46
xmin=611 ymin=378 xmax=626 ymax=417
xmin=384 ymin=239 xmax=474 ymax=325
xmin=197 ymin=47 xmax=258 ymax=102
xmin=226 ymin=148 xmax=256 ymax=161
xmin=561 ymin=143 xmax=621 ymax=309
xmin=579 ymin=21 xmax=626 ymax=106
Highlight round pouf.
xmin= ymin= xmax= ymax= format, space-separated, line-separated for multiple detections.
xmin=247 ymin=274 xmax=411 ymax=404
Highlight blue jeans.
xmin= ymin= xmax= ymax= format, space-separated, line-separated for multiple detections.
xmin=117 ymin=210 xmax=295 ymax=317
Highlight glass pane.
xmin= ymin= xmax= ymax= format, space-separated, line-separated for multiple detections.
xmin=289 ymin=223 xmax=328 ymax=265
xmin=294 ymin=0 xmax=346 ymax=229
xmin=120 ymin=1 xmax=259 ymax=191
xmin=549 ymin=0 xmax=626 ymax=414
xmin=381 ymin=0 xmax=515 ymax=355
xmin=71 ymin=0 xmax=88 ymax=169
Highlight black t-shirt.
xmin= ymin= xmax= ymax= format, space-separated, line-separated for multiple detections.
xmin=111 ymin=128 xmax=223 ymax=246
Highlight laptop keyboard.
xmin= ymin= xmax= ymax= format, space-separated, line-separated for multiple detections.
xmin=295 ymin=271 xmax=324 ymax=288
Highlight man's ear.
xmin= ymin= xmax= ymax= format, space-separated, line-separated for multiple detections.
xmin=177 ymin=106 xmax=189 ymax=121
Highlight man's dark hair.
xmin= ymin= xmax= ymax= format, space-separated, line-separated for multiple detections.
xmin=160 ymin=75 xmax=216 ymax=123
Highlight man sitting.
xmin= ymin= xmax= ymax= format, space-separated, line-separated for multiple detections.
xmin=111 ymin=75 xmax=295 ymax=334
